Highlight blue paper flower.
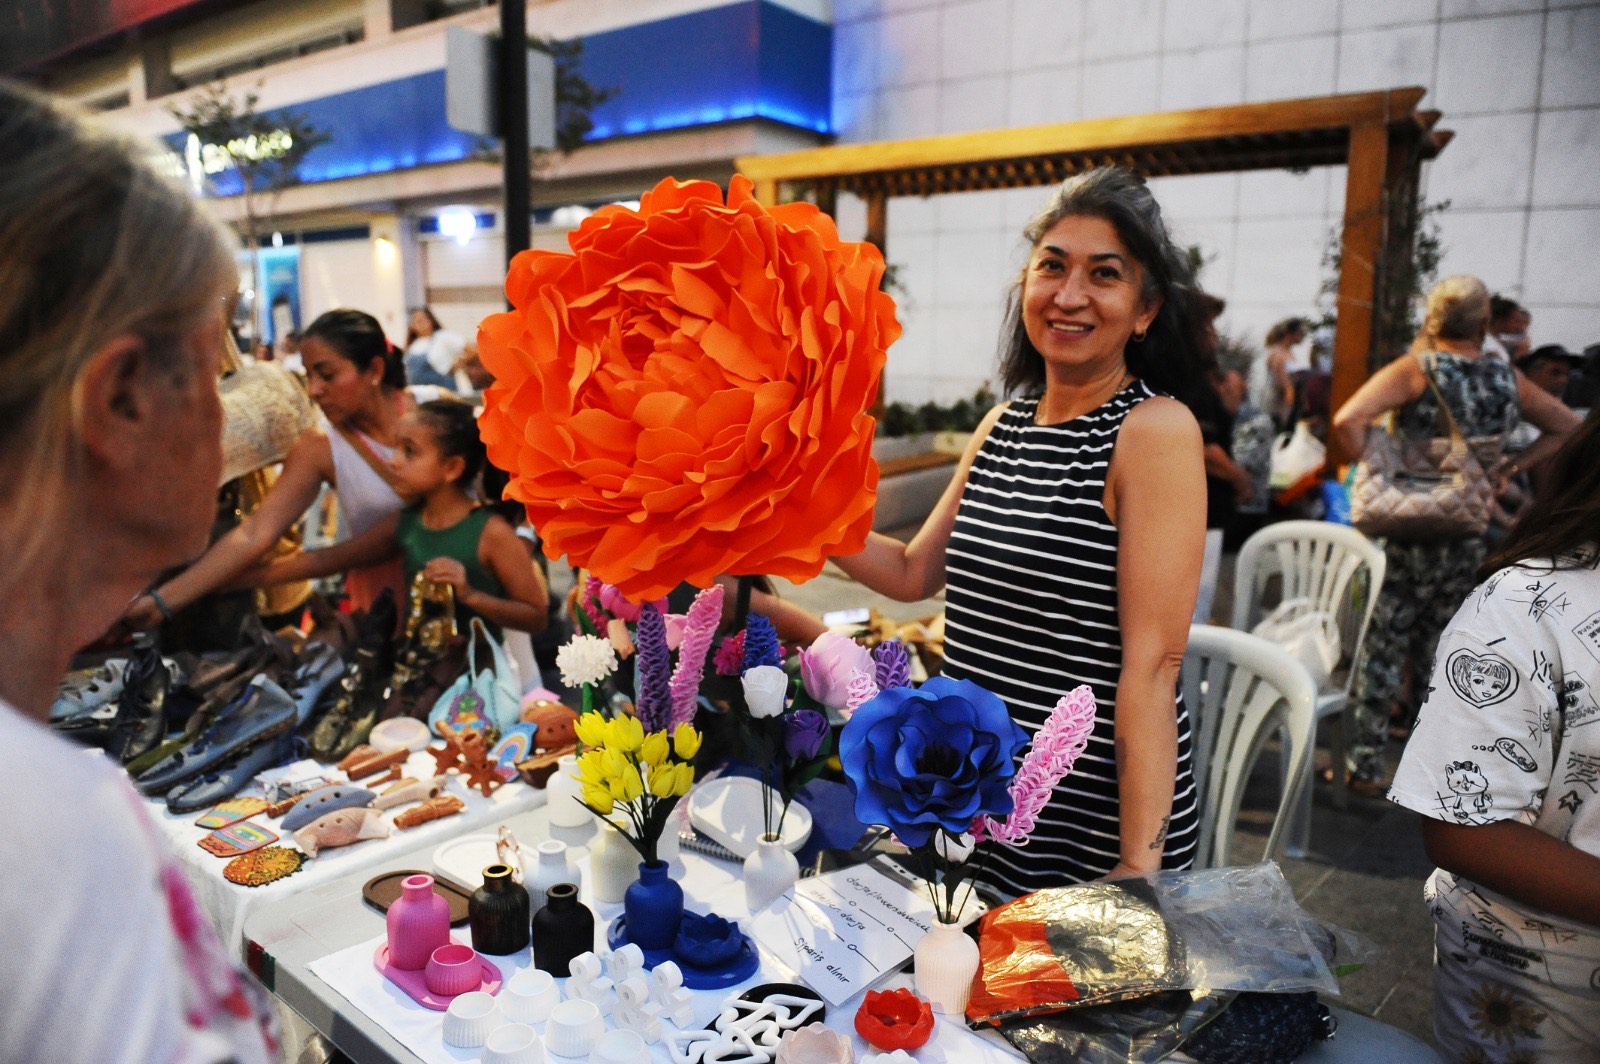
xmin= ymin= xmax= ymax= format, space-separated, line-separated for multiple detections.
xmin=742 ymin=613 xmax=782 ymax=671
xmin=838 ymin=676 xmax=1029 ymax=849
xmin=784 ymin=708 xmax=828 ymax=761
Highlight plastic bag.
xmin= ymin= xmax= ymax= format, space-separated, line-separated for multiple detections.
xmin=1251 ymin=598 xmax=1340 ymax=688
xmin=999 ymin=989 xmax=1235 ymax=1064
xmin=967 ymin=864 xmax=1363 ymax=1028
xmin=1269 ymin=422 xmax=1325 ymax=491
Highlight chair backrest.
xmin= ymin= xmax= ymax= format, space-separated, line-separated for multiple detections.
xmin=1183 ymin=624 xmax=1320 ymax=868
xmin=1230 ymin=520 xmax=1387 ymax=688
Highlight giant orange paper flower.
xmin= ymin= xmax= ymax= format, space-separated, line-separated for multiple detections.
xmin=477 ymin=175 xmax=900 ymax=601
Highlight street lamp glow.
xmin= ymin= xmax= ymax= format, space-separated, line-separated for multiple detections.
xmin=438 ymin=208 xmax=478 ymax=245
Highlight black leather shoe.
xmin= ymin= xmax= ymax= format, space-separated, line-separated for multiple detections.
xmin=305 ymin=645 xmax=387 ymax=762
xmin=106 ymin=645 xmax=171 ymax=764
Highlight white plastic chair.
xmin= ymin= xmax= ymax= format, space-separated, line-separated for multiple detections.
xmin=1230 ymin=521 xmax=1386 ymax=856
xmin=1183 ymin=624 xmax=1320 ymax=869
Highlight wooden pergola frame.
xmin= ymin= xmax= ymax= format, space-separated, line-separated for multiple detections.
xmin=737 ymin=88 xmax=1451 ymax=456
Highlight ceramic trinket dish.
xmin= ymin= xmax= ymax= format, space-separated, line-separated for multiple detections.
xmin=194 ymin=797 xmax=269 ymax=829
xmin=280 ymin=783 xmax=376 ymax=832
xmin=774 ymin=1024 xmax=855 ymax=1064
xmin=197 ymin=820 xmax=278 ymax=857
xmin=853 ymin=988 xmax=933 ymax=1051
xmin=222 ymin=845 xmax=305 ymax=887
xmin=441 ymin=989 xmax=500 ymax=1047
xmin=368 ymin=716 xmax=432 ymax=753
xmin=373 ymin=937 xmax=503 ymax=1010
xmin=294 ymin=806 xmax=389 ymax=857
xmin=674 ymin=912 xmax=743 ymax=968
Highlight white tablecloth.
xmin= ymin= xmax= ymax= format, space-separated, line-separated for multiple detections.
xmin=152 ymin=750 xmax=545 ymax=953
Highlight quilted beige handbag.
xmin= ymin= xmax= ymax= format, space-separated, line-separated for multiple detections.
xmin=1349 ymin=354 xmax=1498 ymax=541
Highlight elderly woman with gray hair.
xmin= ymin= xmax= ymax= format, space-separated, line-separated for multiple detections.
xmin=0 ymin=82 xmax=277 ymax=1060
xmin=1332 ymin=275 xmax=1579 ymax=792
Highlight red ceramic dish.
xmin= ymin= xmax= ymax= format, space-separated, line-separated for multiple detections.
xmin=854 ymin=987 xmax=935 ymax=1051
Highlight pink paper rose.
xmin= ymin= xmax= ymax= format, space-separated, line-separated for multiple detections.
xmin=799 ymin=631 xmax=874 ymax=711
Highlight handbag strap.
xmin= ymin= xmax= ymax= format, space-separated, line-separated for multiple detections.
xmin=1416 ymin=352 xmax=1467 ymax=445
xmin=331 ymin=420 xmax=413 ymax=499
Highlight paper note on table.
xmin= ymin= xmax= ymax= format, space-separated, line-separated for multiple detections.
xmin=744 ymin=857 xmax=984 ymax=1008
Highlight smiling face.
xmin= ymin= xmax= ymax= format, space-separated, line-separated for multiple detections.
xmin=1021 ymin=215 xmax=1161 ymax=382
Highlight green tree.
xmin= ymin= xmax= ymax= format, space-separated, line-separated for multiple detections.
xmin=168 ymin=81 xmax=331 ymax=340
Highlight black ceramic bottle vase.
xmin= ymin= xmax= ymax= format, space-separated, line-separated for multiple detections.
xmin=469 ymin=863 xmax=530 ymax=955
xmin=532 ymin=882 xmax=594 ymax=974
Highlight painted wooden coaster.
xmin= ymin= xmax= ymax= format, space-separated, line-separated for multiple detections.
xmin=198 ymin=820 xmax=279 ymax=857
xmin=223 ymin=845 xmax=306 ymax=887
xmin=194 ymin=797 xmax=270 ymax=830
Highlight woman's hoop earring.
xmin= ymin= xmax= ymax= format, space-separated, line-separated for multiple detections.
xmin=1132 ymin=328 xmax=1147 ymax=343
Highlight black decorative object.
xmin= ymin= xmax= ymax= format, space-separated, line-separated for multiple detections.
xmin=469 ymin=863 xmax=530 ymax=955
xmin=532 ymin=882 xmax=594 ymax=974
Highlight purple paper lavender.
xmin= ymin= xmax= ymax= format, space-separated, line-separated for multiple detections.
xmin=742 ymin=613 xmax=781 ymax=671
xmin=634 ymin=603 xmax=673 ymax=732
xmin=873 ymin=640 xmax=912 ymax=690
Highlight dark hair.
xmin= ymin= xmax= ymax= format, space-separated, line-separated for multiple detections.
xmin=303 ymin=308 xmax=405 ymax=390
xmin=1518 ymin=344 xmax=1577 ymax=371
xmin=1488 ymin=294 xmax=1523 ymax=325
xmin=1479 ymin=412 xmax=1600 ymax=582
xmin=412 ymin=398 xmax=512 ymax=505
xmin=1265 ymin=317 xmax=1308 ymax=347
xmin=405 ymin=305 xmax=443 ymax=347
xmin=997 ymin=167 xmax=1209 ymax=409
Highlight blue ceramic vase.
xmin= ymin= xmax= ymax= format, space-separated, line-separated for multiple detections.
xmin=624 ymin=860 xmax=684 ymax=950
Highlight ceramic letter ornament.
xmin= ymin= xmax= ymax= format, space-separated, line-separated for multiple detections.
xmin=913 ymin=918 xmax=980 ymax=1015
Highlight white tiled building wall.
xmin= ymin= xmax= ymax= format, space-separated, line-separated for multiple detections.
xmin=831 ymin=0 xmax=1600 ymax=404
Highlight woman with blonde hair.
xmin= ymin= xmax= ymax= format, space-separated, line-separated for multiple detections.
xmin=1332 ymin=275 xmax=1578 ymax=792
xmin=1249 ymin=315 xmax=1309 ymax=427
xmin=0 ymin=82 xmax=276 ymax=1061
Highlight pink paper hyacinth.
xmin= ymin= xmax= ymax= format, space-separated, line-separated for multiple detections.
xmin=578 ymin=574 xmax=609 ymax=634
xmin=668 ymin=584 xmax=725 ymax=728
xmin=974 ymin=685 xmax=1097 ymax=845
xmin=843 ymin=668 xmax=880 ymax=716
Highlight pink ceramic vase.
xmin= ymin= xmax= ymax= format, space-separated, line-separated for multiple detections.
xmin=387 ymin=873 xmax=452 ymax=971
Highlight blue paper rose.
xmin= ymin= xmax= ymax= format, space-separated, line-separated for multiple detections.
xmin=838 ymin=676 xmax=1029 ymax=849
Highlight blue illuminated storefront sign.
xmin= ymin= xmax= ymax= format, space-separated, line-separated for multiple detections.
xmin=169 ymin=1 xmax=830 ymax=197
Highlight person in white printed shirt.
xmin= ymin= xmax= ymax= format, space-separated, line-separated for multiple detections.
xmin=1389 ymin=412 xmax=1600 ymax=1063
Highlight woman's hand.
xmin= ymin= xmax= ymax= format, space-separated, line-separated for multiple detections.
xmin=423 ymin=557 xmax=471 ymax=598
xmin=1098 ymin=861 xmax=1157 ymax=881
xmin=120 ymin=594 xmax=166 ymax=632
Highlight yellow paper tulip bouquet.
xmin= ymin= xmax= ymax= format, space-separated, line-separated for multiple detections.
xmin=574 ymin=711 xmax=702 ymax=865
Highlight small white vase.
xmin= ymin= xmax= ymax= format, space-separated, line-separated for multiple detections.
xmin=743 ymin=834 xmax=799 ymax=913
xmin=546 ymin=754 xmax=590 ymax=829
xmin=526 ymin=839 xmax=574 ymax=914
xmin=914 ymin=917 xmax=980 ymax=1015
xmin=588 ymin=819 xmax=641 ymax=904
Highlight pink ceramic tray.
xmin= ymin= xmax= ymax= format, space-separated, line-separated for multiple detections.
xmin=373 ymin=940 xmax=503 ymax=1011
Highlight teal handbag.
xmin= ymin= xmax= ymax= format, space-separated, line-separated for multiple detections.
xmin=428 ymin=617 xmax=521 ymax=737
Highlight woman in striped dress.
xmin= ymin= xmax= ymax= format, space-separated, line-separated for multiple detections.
xmin=839 ymin=168 xmax=1209 ymax=892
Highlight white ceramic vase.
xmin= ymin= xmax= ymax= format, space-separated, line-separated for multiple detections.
xmin=743 ymin=834 xmax=799 ymax=913
xmin=588 ymin=818 xmax=641 ymax=904
xmin=914 ymin=917 xmax=980 ymax=1015
xmin=526 ymin=839 xmax=574 ymax=914
xmin=546 ymin=754 xmax=591 ymax=828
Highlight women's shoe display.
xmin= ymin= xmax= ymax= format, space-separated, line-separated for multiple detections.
xmin=531 ymin=882 xmax=594 ymax=975
xmin=469 ymin=863 xmax=531 ymax=956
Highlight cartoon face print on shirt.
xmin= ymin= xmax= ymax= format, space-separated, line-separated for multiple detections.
xmin=1447 ymin=649 xmax=1520 ymax=708
xmin=1439 ymin=760 xmax=1495 ymax=824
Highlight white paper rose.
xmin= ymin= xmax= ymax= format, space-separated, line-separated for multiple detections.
xmin=741 ymin=665 xmax=789 ymax=719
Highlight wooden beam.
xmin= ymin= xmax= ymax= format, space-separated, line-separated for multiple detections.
xmin=751 ymin=177 xmax=778 ymax=206
xmin=1329 ymin=122 xmax=1390 ymax=467
xmin=737 ymin=88 xmax=1427 ymax=185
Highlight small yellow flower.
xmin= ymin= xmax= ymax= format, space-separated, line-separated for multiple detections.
xmin=672 ymin=761 xmax=696 ymax=797
xmin=581 ymin=783 xmax=614 ymax=815
xmin=575 ymin=711 xmax=609 ymax=748
xmin=601 ymin=748 xmax=630 ymax=783
xmin=605 ymin=714 xmax=644 ymax=754
xmin=608 ymin=762 xmax=644 ymax=803
xmin=575 ymin=750 xmax=609 ymax=788
xmin=648 ymin=762 xmax=679 ymax=798
xmin=672 ymin=723 xmax=702 ymax=761
xmin=639 ymin=731 xmax=671 ymax=768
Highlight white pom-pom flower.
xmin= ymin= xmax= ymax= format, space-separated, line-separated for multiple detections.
xmin=557 ymin=634 xmax=618 ymax=688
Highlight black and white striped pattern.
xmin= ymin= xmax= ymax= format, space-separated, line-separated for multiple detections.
xmin=944 ymin=385 xmax=1199 ymax=895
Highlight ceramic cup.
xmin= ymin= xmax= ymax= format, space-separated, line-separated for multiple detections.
xmin=481 ymin=1022 xmax=544 ymax=1064
xmin=591 ymin=1028 xmax=647 ymax=1064
xmin=500 ymin=969 xmax=559 ymax=1024
xmin=441 ymin=990 xmax=498 ymax=1049
xmin=542 ymin=999 xmax=604 ymax=1058
xmin=425 ymin=943 xmax=482 ymax=998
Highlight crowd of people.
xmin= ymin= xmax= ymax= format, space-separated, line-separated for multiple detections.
xmin=2 ymin=79 xmax=1597 ymax=1062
